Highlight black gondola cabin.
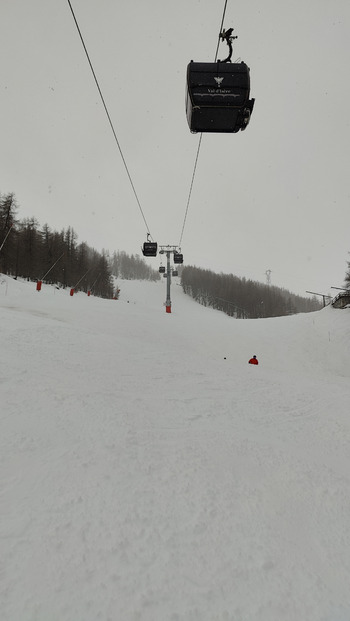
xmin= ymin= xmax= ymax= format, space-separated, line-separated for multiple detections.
xmin=142 ymin=242 xmax=158 ymax=257
xmin=174 ymin=253 xmax=183 ymax=264
xmin=186 ymin=61 xmax=254 ymax=133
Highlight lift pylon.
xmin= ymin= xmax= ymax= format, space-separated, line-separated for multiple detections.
xmin=159 ymin=246 xmax=183 ymax=313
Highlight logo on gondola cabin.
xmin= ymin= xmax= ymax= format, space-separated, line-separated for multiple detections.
xmin=214 ymin=77 xmax=224 ymax=87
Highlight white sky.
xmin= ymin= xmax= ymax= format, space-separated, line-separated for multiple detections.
xmin=1 ymin=0 xmax=350 ymax=296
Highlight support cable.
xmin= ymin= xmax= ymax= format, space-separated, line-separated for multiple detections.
xmin=214 ymin=0 xmax=229 ymax=62
xmin=178 ymin=134 xmax=202 ymax=248
xmin=66 ymin=0 xmax=153 ymax=238
xmin=178 ymin=0 xmax=229 ymax=248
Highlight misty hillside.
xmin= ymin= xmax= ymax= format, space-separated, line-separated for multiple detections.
xmin=181 ymin=265 xmax=322 ymax=318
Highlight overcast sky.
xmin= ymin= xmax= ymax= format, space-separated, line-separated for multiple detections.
xmin=1 ymin=0 xmax=349 ymax=296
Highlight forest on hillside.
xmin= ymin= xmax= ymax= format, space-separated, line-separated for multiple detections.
xmin=0 ymin=193 xmax=159 ymax=297
xmin=181 ymin=265 xmax=323 ymax=318
xmin=109 ymin=251 xmax=160 ymax=282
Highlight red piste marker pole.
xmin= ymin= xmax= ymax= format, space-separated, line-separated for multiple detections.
xmin=36 ymin=252 xmax=64 ymax=291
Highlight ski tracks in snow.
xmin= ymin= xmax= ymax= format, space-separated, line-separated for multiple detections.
xmin=2 ymin=279 xmax=350 ymax=620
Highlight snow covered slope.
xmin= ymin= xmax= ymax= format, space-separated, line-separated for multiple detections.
xmin=1 ymin=275 xmax=350 ymax=621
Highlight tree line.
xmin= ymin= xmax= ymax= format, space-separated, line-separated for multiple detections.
xmin=181 ymin=265 xmax=322 ymax=318
xmin=345 ymin=255 xmax=350 ymax=289
xmin=0 ymin=192 xmax=159 ymax=297
xmin=109 ymin=251 xmax=160 ymax=281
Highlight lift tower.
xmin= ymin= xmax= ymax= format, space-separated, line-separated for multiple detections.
xmin=159 ymin=246 xmax=183 ymax=313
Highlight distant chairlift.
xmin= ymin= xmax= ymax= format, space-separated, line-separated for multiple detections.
xmin=159 ymin=265 xmax=165 ymax=273
xmin=186 ymin=28 xmax=255 ymax=133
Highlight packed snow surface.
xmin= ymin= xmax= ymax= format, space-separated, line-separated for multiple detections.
xmin=1 ymin=275 xmax=350 ymax=621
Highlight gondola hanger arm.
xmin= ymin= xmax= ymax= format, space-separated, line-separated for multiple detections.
xmin=218 ymin=27 xmax=238 ymax=63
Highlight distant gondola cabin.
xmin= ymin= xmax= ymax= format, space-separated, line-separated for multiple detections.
xmin=186 ymin=61 xmax=254 ymax=133
xmin=174 ymin=253 xmax=184 ymax=264
xmin=142 ymin=242 xmax=158 ymax=257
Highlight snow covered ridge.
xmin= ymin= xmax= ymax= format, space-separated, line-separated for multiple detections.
xmin=1 ymin=274 xmax=350 ymax=621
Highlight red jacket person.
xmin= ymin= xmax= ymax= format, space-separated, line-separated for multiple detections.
xmin=248 ymin=355 xmax=259 ymax=365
